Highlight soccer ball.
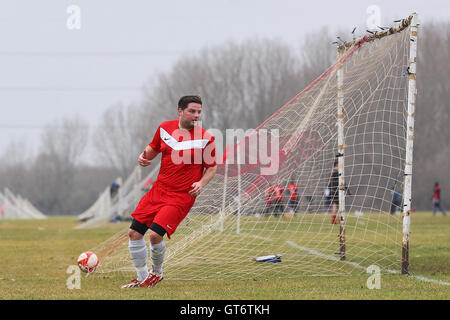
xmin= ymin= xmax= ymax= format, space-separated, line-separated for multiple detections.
xmin=77 ymin=251 xmax=99 ymax=273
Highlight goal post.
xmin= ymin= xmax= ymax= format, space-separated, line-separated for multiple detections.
xmin=92 ymin=13 xmax=419 ymax=280
xmin=334 ymin=13 xmax=419 ymax=272
xmin=402 ymin=12 xmax=419 ymax=275
xmin=336 ymin=45 xmax=346 ymax=261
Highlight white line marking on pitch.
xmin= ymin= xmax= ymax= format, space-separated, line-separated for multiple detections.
xmin=286 ymin=240 xmax=450 ymax=286
xmin=241 ymin=233 xmax=273 ymax=242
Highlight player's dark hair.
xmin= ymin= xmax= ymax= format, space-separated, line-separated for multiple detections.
xmin=333 ymin=159 xmax=338 ymax=167
xmin=178 ymin=95 xmax=202 ymax=110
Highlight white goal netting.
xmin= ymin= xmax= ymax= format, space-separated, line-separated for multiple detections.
xmin=92 ymin=16 xmax=416 ymax=280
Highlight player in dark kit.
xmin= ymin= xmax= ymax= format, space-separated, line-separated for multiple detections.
xmin=328 ymin=159 xmax=351 ymax=224
xmin=329 ymin=160 xmax=340 ymax=224
xmin=121 ymin=95 xmax=217 ymax=288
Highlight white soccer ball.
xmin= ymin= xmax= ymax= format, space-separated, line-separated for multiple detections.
xmin=77 ymin=251 xmax=99 ymax=273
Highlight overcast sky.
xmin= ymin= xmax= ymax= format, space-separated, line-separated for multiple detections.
xmin=1 ymin=0 xmax=449 ymax=161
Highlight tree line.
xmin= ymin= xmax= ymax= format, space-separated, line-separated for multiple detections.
xmin=0 ymin=22 xmax=448 ymax=214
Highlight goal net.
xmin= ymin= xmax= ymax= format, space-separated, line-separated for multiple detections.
xmin=92 ymin=14 xmax=417 ymax=279
xmin=0 ymin=188 xmax=47 ymax=219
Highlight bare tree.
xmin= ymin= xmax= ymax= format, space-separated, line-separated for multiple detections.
xmin=298 ymin=27 xmax=336 ymax=84
xmin=93 ymin=102 xmax=149 ymax=177
xmin=26 ymin=115 xmax=89 ymax=214
xmin=0 ymin=138 xmax=30 ymax=196
xmin=139 ymin=38 xmax=304 ymax=134
xmin=413 ymin=21 xmax=450 ymax=209
xmin=2 ymin=23 xmax=448 ymax=214
xmin=40 ymin=116 xmax=89 ymax=165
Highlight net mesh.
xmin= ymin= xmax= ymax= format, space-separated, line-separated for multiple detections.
xmin=92 ymin=21 xmax=412 ymax=280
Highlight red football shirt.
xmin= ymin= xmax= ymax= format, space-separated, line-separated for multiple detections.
xmin=434 ymin=186 xmax=441 ymax=200
xmin=265 ymin=186 xmax=274 ymax=204
xmin=287 ymin=183 xmax=298 ymax=200
xmin=149 ymin=119 xmax=216 ymax=193
xmin=272 ymin=185 xmax=284 ymax=201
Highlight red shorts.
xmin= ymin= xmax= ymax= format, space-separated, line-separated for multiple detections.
xmin=131 ymin=181 xmax=195 ymax=239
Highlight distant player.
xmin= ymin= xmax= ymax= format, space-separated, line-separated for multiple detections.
xmin=121 ymin=95 xmax=217 ymax=288
xmin=390 ymin=187 xmax=402 ymax=215
xmin=286 ymin=182 xmax=298 ymax=215
xmin=328 ymin=160 xmax=340 ymax=224
xmin=264 ymin=186 xmax=274 ymax=215
xmin=272 ymin=185 xmax=285 ymax=217
xmin=324 ymin=187 xmax=331 ymax=210
xmin=432 ymin=182 xmax=446 ymax=217
xmin=328 ymin=159 xmax=351 ymax=224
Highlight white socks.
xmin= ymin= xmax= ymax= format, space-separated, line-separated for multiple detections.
xmin=129 ymin=238 xmax=166 ymax=281
xmin=129 ymin=239 xmax=149 ymax=282
xmin=150 ymin=240 xmax=166 ymax=276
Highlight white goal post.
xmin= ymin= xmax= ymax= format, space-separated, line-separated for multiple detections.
xmin=335 ymin=13 xmax=419 ymax=274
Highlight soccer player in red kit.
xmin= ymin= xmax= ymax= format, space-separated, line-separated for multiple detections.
xmin=265 ymin=186 xmax=275 ymax=215
xmin=286 ymin=182 xmax=298 ymax=216
xmin=272 ymin=185 xmax=285 ymax=217
xmin=121 ymin=95 xmax=217 ymax=288
xmin=432 ymin=182 xmax=446 ymax=217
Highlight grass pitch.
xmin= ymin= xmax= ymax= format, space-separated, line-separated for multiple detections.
xmin=0 ymin=212 xmax=449 ymax=300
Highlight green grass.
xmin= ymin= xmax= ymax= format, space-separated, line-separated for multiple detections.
xmin=0 ymin=213 xmax=449 ymax=299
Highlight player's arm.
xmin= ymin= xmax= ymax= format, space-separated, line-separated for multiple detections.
xmin=189 ymin=165 xmax=217 ymax=197
xmin=200 ymin=165 xmax=217 ymax=186
xmin=138 ymin=145 xmax=159 ymax=167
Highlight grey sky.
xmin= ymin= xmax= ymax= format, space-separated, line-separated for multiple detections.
xmin=1 ymin=0 xmax=449 ymax=161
